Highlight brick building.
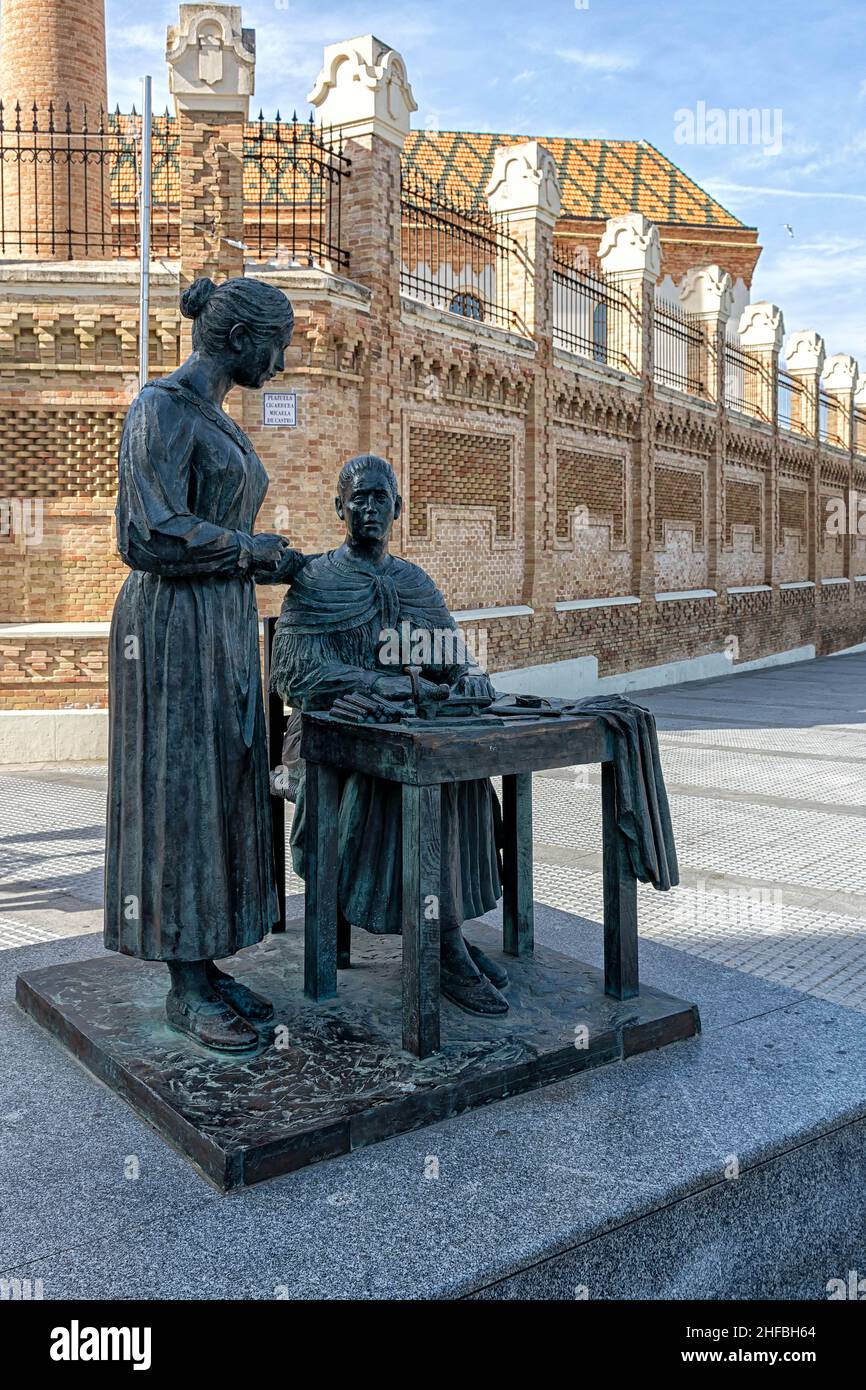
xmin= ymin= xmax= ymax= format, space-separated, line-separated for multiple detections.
xmin=0 ymin=4 xmax=864 ymax=758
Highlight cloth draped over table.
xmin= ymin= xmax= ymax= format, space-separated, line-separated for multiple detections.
xmin=104 ymin=379 xmax=279 ymax=962
xmin=573 ymin=695 xmax=679 ymax=891
xmin=270 ymin=549 xmax=502 ymax=934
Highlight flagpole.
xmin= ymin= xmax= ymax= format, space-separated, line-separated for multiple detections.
xmin=138 ymin=75 xmax=153 ymax=390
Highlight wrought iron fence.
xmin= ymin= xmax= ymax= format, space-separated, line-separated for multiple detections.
xmin=112 ymin=108 xmax=179 ymax=258
xmin=552 ymin=240 xmax=601 ymax=275
xmin=400 ymin=166 xmax=516 ymax=330
xmin=552 ymin=252 xmax=634 ymax=372
xmin=0 ymin=101 xmax=353 ymax=267
xmin=724 ymin=333 xmax=770 ymax=420
xmin=0 ymin=100 xmax=179 ymax=258
xmin=244 ymin=112 xmax=351 ymax=269
xmin=777 ymin=369 xmax=809 ymax=436
xmin=819 ymin=389 xmax=845 ymax=447
xmin=653 ymin=298 xmax=706 ymax=397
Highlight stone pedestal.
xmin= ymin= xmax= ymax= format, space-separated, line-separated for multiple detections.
xmin=16 ymin=916 xmax=699 ymax=1191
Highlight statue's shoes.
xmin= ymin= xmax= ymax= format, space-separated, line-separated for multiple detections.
xmin=440 ymin=965 xmax=509 ymax=1016
xmin=166 ymin=993 xmax=260 ymax=1053
xmin=465 ymin=941 xmax=509 ymax=991
xmin=210 ymin=973 xmax=275 ymax=1022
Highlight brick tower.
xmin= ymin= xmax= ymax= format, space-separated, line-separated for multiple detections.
xmin=0 ymin=0 xmax=110 ymax=256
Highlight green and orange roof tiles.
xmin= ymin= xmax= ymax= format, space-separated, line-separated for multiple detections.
xmin=403 ymin=130 xmax=747 ymax=229
xmin=104 ymin=113 xmax=746 ymax=229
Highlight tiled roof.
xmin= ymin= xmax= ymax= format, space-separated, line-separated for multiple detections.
xmin=402 ymin=130 xmax=746 ymax=229
xmin=105 ymin=116 xmax=746 ymax=230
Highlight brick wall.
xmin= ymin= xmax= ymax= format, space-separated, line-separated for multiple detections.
xmin=0 ymin=105 xmax=863 ymax=709
xmin=3 ymin=256 xmax=864 ymax=707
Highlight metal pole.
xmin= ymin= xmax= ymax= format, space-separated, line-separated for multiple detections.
xmin=138 ymin=76 xmax=152 ymax=390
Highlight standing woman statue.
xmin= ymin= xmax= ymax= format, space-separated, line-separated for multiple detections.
xmin=104 ymin=276 xmax=301 ymax=1053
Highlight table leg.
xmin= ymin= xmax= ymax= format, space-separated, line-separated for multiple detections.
xmin=303 ymin=759 xmax=340 ymax=1001
xmin=602 ymin=761 xmax=639 ymax=999
xmin=337 ymin=906 xmax=351 ymax=970
xmin=502 ymin=772 xmax=534 ymax=957
xmin=263 ymin=617 xmax=287 ymax=934
xmin=402 ymin=783 xmax=441 ymax=1058
xmin=270 ymin=784 xmax=287 ymax=936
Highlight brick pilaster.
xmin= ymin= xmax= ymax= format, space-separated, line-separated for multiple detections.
xmin=598 ymin=213 xmax=660 ymax=604
xmin=308 ymin=35 xmax=417 ymax=545
xmin=786 ymin=330 xmax=826 ymax=586
xmin=486 ymin=142 xmax=561 ymax=611
xmin=822 ymin=353 xmax=859 ymax=583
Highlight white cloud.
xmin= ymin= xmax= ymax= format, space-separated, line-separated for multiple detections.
xmin=113 ymin=24 xmax=166 ymax=50
xmin=705 ymin=181 xmax=866 ymax=205
xmin=554 ymin=47 xmax=637 ymax=74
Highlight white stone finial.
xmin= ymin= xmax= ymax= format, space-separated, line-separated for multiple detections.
xmin=822 ymin=353 xmax=859 ymax=396
xmin=785 ymin=329 xmax=825 ymax=376
xmin=485 ymin=142 xmax=562 ymax=226
xmin=307 ymin=35 xmax=417 ymax=146
xmin=598 ymin=213 xmax=661 ymax=280
xmin=678 ymin=264 xmax=733 ymax=321
xmin=738 ymin=301 xmax=784 ymax=352
xmin=855 ymin=381 xmax=866 ymax=409
xmin=166 ymin=4 xmax=255 ymax=115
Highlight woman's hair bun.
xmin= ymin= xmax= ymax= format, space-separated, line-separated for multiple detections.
xmin=181 ymin=277 xmax=217 ymax=320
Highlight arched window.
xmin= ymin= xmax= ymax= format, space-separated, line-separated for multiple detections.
xmin=449 ymin=291 xmax=484 ymax=321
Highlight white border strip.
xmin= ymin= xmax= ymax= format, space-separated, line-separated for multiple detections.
xmin=555 ymin=595 xmax=641 ymax=612
xmin=451 ymin=604 xmax=534 ymax=622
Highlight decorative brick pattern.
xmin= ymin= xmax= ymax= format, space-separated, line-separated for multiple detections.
xmin=407 ymin=424 xmax=513 ymax=541
xmin=555 ymin=449 xmax=626 ymax=544
xmin=0 ymin=635 xmax=108 ymax=708
xmin=724 ymin=476 xmax=762 ymax=549
xmin=0 ymin=407 xmax=124 ymax=498
xmin=655 ymin=464 xmax=704 ymax=546
xmin=778 ymin=485 xmax=808 ymax=551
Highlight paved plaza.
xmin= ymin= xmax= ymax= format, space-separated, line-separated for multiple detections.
xmin=1 ymin=651 xmax=864 ymax=1008
xmin=0 ymin=651 xmax=864 ymax=1299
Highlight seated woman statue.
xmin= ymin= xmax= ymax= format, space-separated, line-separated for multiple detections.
xmin=270 ymin=453 xmax=510 ymax=1016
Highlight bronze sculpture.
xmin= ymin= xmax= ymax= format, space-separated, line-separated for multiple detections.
xmin=104 ymin=276 xmax=302 ymax=1052
xmin=270 ymin=453 xmax=512 ymax=1015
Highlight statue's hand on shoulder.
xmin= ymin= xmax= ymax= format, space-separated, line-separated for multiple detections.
xmin=248 ymin=534 xmax=307 ymax=585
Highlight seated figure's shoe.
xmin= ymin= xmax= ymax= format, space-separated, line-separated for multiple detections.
xmin=465 ymin=940 xmax=509 ymax=991
xmin=210 ymin=972 xmax=274 ymax=1022
xmin=166 ymin=993 xmax=260 ymax=1053
xmin=440 ymin=964 xmax=509 ymax=1016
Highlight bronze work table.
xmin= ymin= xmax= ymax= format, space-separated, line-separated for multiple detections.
xmin=298 ymin=709 xmax=638 ymax=1059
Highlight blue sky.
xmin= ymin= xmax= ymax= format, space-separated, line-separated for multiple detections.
xmin=106 ymin=0 xmax=866 ymax=368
